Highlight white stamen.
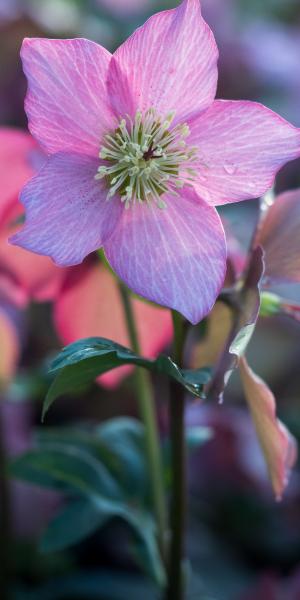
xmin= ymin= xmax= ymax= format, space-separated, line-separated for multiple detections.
xmin=96 ymin=108 xmax=198 ymax=208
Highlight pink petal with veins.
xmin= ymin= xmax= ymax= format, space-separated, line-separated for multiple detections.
xmin=108 ymin=0 xmax=218 ymax=121
xmin=189 ymin=100 xmax=300 ymax=205
xmin=11 ymin=153 xmax=123 ymax=267
xmin=104 ymin=187 xmax=226 ymax=325
xmin=21 ymin=38 xmax=115 ymax=156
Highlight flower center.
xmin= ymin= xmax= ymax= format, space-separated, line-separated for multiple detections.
xmin=95 ymin=108 xmax=198 ymax=209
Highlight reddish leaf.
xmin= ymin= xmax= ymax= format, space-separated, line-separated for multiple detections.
xmin=239 ymin=356 xmax=297 ymax=500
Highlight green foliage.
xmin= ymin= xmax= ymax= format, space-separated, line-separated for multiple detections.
xmin=43 ymin=337 xmax=212 ymax=419
xmin=40 ymin=498 xmax=109 ymax=553
xmin=10 ymin=418 xmax=165 ymax=586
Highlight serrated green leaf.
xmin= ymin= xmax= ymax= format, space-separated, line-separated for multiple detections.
xmin=43 ymin=337 xmax=211 ymax=419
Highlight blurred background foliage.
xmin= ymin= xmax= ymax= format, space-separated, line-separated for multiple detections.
xmin=1 ymin=1 xmax=300 ymax=599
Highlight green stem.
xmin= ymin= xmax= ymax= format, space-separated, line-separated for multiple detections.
xmin=166 ymin=311 xmax=187 ymax=600
xmin=118 ymin=282 xmax=167 ymax=559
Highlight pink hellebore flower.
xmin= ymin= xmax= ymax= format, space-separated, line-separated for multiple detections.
xmin=11 ymin=0 xmax=300 ymax=324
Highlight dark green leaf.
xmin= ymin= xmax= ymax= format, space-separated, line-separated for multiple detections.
xmin=124 ymin=510 xmax=166 ymax=587
xmin=94 ymin=418 xmax=148 ymax=501
xmin=40 ymin=498 xmax=109 ymax=553
xmin=11 ymin=430 xmax=165 ymax=586
xmin=43 ymin=337 xmax=211 ymax=419
xmin=10 ymin=444 xmax=123 ymax=500
xmin=35 ymin=418 xmax=149 ymax=502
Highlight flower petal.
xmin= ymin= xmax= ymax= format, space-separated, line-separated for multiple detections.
xmin=239 ymin=356 xmax=297 ymax=500
xmin=104 ymin=188 xmax=226 ymax=324
xmin=0 ymin=128 xmax=37 ymax=226
xmin=255 ymin=189 xmax=300 ymax=284
xmin=10 ymin=153 xmax=123 ymax=267
xmin=108 ymin=0 xmax=218 ymax=121
xmin=189 ymin=100 xmax=300 ymax=205
xmin=21 ymin=38 xmax=114 ymax=156
xmin=0 ymin=235 xmax=65 ymax=302
xmin=54 ymin=260 xmax=173 ymax=388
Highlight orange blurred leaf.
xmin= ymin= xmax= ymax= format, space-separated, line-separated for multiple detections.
xmin=0 ymin=310 xmax=19 ymax=388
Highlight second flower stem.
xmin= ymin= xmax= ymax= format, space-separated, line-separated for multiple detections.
xmin=166 ymin=311 xmax=187 ymax=600
xmin=118 ymin=282 xmax=167 ymax=559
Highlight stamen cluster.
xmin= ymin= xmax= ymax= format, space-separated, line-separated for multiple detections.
xmin=96 ymin=108 xmax=197 ymax=208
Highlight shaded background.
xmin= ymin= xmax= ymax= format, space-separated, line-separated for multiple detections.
xmin=1 ymin=1 xmax=300 ymax=598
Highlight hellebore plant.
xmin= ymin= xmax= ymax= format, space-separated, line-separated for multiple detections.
xmin=7 ymin=0 xmax=300 ymax=598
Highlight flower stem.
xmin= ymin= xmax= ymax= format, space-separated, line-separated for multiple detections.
xmin=166 ymin=311 xmax=187 ymax=600
xmin=117 ymin=282 xmax=167 ymax=559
